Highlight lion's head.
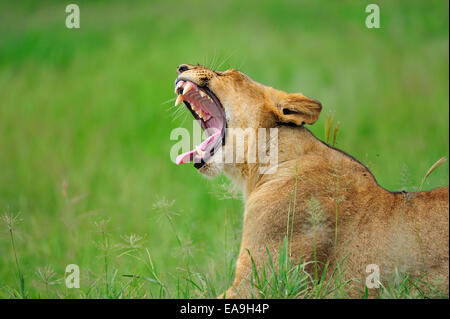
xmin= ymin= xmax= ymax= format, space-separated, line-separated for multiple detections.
xmin=173 ymin=64 xmax=322 ymax=178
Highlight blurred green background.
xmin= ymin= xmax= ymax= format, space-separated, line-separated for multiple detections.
xmin=0 ymin=0 xmax=448 ymax=298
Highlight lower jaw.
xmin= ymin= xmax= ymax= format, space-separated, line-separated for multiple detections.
xmin=193 ymin=141 xmax=224 ymax=169
xmin=199 ymin=119 xmax=227 ymax=169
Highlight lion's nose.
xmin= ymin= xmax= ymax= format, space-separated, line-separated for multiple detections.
xmin=177 ymin=64 xmax=191 ymax=74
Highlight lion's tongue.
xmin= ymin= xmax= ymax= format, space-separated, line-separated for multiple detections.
xmin=175 ymin=149 xmax=196 ymax=165
xmin=175 ymin=132 xmax=219 ymax=165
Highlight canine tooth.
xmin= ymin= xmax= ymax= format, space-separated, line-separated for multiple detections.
xmin=191 ymin=103 xmax=198 ymax=110
xmin=175 ymin=94 xmax=183 ymax=106
xmin=199 ymin=91 xmax=206 ymax=97
xmin=175 ymin=81 xmax=184 ymax=93
xmin=195 ymin=145 xmax=204 ymax=156
xmin=183 ymin=82 xmax=193 ymax=95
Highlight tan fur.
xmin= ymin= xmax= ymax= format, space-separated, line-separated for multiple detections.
xmin=176 ymin=64 xmax=449 ymax=298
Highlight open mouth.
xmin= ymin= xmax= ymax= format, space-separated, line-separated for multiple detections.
xmin=174 ymin=79 xmax=226 ymax=169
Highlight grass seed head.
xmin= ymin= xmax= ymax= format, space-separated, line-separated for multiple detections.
xmin=419 ymin=157 xmax=447 ymax=190
xmin=332 ymin=121 xmax=341 ymax=148
xmin=324 ymin=111 xmax=335 ymax=144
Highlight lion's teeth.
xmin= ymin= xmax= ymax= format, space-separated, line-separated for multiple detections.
xmin=183 ymin=82 xmax=193 ymax=95
xmin=191 ymin=103 xmax=198 ymax=111
xmin=199 ymin=91 xmax=206 ymax=98
xmin=175 ymin=94 xmax=183 ymax=106
xmin=195 ymin=145 xmax=204 ymax=156
xmin=175 ymin=81 xmax=184 ymax=93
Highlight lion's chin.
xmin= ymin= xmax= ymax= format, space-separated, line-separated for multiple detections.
xmin=198 ymin=161 xmax=224 ymax=178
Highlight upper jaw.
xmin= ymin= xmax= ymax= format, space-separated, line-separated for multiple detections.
xmin=175 ymin=75 xmax=203 ymax=91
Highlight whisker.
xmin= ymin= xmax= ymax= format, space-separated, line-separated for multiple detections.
xmin=171 ymin=106 xmax=188 ymax=122
xmin=216 ymin=50 xmax=237 ymax=70
xmin=170 ymin=102 xmax=185 ymax=115
xmin=161 ymin=96 xmax=177 ymax=105
xmin=211 ymin=49 xmax=218 ymax=70
xmin=204 ymin=55 xmax=209 ymax=69
xmin=162 ymin=98 xmax=183 ymax=112
xmin=167 ymin=103 xmax=183 ymax=111
xmin=237 ymin=59 xmax=245 ymax=71
xmin=179 ymin=110 xmax=191 ymax=126
xmin=209 ymin=54 xmax=214 ymax=70
xmin=213 ymin=48 xmax=219 ymax=70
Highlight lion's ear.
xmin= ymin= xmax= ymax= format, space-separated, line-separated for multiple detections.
xmin=275 ymin=93 xmax=322 ymax=126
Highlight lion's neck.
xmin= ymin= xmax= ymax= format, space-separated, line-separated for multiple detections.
xmin=223 ymin=126 xmax=322 ymax=200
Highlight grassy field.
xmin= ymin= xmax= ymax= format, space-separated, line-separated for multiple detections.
xmin=0 ymin=0 xmax=448 ymax=298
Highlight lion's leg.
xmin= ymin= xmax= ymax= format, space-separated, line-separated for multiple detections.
xmin=221 ymin=232 xmax=333 ymax=298
xmin=222 ymin=244 xmax=257 ymax=298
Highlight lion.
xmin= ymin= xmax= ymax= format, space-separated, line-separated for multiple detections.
xmin=172 ymin=63 xmax=449 ymax=298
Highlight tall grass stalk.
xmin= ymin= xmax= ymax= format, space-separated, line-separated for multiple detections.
xmin=247 ymin=236 xmax=354 ymax=298
xmin=419 ymin=157 xmax=447 ymax=191
xmin=307 ymin=196 xmax=324 ymax=284
xmin=286 ymin=166 xmax=300 ymax=258
xmin=331 ymin=121 xmax=341 ymax=148
xmin=324 ymin=112 xmax=335 ymax=144
xmin=375 ymin=268 xmax=446 ymax=299
xmin=2 ymin=213 xmax=26 ymax=298
xmin=93 ymin=218 xmax=112 ymax=296
xmin=35 ymin=265 xmax=58 ymax=297
xmin=152 ymin=198 xmax=197 ymax=296
xmin=411 ymin=157 xmax=447 ymax=273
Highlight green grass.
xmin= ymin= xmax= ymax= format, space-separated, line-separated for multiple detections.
xmin=0 ymin=0 xmax=448 ymax=298
xmin=245 ymin=236 xmax=447 ymax=299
